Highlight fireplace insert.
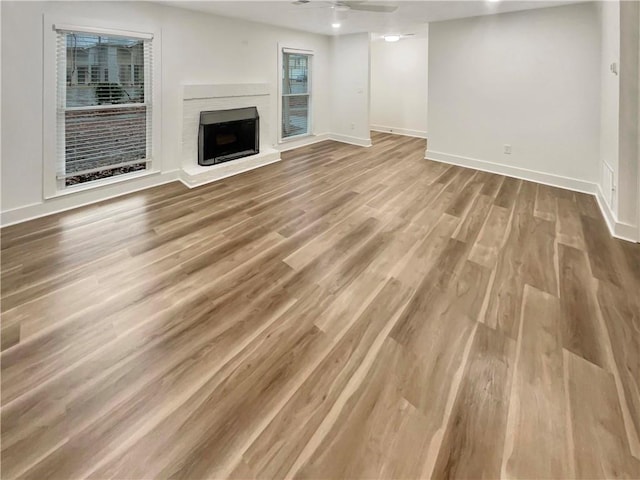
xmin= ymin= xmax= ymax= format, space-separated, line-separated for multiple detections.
xmin=198 ymin=107 xmax=259 ymax=166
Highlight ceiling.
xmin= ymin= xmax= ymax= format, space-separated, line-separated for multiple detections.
xmin=161 ymin=0 xmax=584 ymax=36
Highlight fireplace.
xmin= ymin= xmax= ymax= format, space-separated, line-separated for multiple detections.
xmin=198 ymin=107 xmax=259 ymax=166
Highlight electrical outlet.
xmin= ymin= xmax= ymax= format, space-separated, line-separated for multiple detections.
xmin=350 ymin=123 xmax=355 ymax=130
xmin=504 ymin=144 xmax=512 ymax=155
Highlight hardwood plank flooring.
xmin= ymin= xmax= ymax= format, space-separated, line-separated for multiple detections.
xmin=1 ymin=131 xmax=639 ymax=479
xmin=502 ymin=285 xmax=570 ymax=479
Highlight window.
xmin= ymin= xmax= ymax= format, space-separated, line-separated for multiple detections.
xmin=119 ymin=65 xmax=132 ymax=85
xmin=55 ymin=27 xmax=152 ymax=187
xmin=281 ymin=48 xmax=312 ymax=140
xmin=90 ymin=65 xmax=100 ymax=84
xmin=134 ymin=65 xmax=144 ymax=86
xmin=76 ymin=65 xmax=88 ymax=84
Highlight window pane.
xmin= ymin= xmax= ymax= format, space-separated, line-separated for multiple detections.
xmin=282 ymin=95 xmax=309 ymax=138
xmin=65 ymin=106 xmax=147 ymax=175
xmin=65 ymin=33 xmax=145 ymax=107
xmin=283 ymin=53 xmax=309 ymax=94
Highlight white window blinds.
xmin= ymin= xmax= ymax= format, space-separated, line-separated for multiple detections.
xmin=282 ymin=49 xmax=311 ymax=139
xmin=55 ymin=27 xmax=153 ymax=186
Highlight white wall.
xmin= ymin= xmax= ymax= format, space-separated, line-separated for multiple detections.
xmin=596 ymin=0 xmax=640 ymax=242
xmin=617 ymin=0 xmax=639 ymax=229
xmin=330 ymin=33 xmax=371 ymax=146
xmin=1 ymin=1 xmax=332 ymax=223
xmin=598 ymin=1 xmax=620 ymax=211
xmin=427 ymin=3 xmax=601 ymax=192
xmin=370 ymin=28 xmax=428 ymax=138
xmin=0 ymin=2 xmax=3 ymax=221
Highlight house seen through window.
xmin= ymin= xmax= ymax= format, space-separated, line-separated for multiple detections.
xmin=282 ymin=49 xmax=311 ymax=139
xmin=57 ymin=29 xmax=152 ymax=187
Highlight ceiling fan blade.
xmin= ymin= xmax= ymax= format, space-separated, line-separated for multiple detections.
xmin=291 ymin=0 xmax=332 ymax=8
xmin=292 ymin=0 xmax=397 ymax=13
xmin=346 ymin=3 xmax=398 ymax=13
xmin=292 ymin=0 xmax=335 ymax=7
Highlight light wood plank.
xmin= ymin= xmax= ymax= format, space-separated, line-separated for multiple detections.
xmin=431 ymin=323 xmax=516 ymax=479
xmin=556 ymin=197 xmax=586 ymax=250
xmin=502 ymin=285 xmax=571 ymax=479
xmin=468 ymin=204 xmax=511 ymax=269
xmin=566 ymin=351 xmax=640 ymax=478
xmin=534 ymin=184 xmax=558 ymax=222
xmin=558 ymin=243 xmax=609 ymax=369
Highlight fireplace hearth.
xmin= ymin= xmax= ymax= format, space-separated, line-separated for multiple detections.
xmin=198 ymin=107 xmax=259 ymax=166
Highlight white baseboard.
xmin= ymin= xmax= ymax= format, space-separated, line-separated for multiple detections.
xmin=328 ymin=133 xmax=372 ymax=148
xmin=595 ymin=185 xmax=639 ymax=242
xmin=4 ymin=143 xmax=637 ymax=243
xmin=276 ymin=133 xmax=331 ymax=152
xmin=278 ymin=132 xmax=372 ymax=151
xmin=180 ymin=148 xmax=281 ymax=188
xmin=370 ymin=125 xmax=427 ymax=139
xmin=426 ymin=149 xmax=639 ymax=243
xmin=426 ymin=149 xmax=597 ymax=194
xmin=0 ymin=170 xmax=181 ymax=227
xmin=1 ymin=134 xmax=371 ymax=227
xmin=624 ymin=224 xmax=640 ymax=243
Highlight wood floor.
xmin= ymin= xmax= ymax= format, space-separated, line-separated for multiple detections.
xmin=1 ymin=132 xmax=639 ymax=479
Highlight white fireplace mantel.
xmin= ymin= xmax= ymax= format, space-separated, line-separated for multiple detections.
xmin=180 ymin=83 xmax=280 ymax=188
xmin=183 ymin=83 xmax=270 ymax=100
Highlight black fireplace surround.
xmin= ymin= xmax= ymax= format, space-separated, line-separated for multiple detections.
xmin=198 ymin=107 xmax=259 ymax=166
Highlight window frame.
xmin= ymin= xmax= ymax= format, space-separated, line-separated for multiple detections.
xmin=278 ymin=46 xmax=314 ymax=143
xmin=43 ymin=17 xmax=162 ymax=199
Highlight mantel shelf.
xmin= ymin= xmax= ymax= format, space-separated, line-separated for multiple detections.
xmin=182 ymin=83 xmax=270 ymax=100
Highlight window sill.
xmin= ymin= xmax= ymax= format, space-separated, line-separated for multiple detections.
xmin=46 ymin=167 xmax=161 ymax=200
xmin=279 ymin=132 xmax=313 ymax=144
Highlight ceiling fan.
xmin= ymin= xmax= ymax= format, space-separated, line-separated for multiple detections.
xmin=291 ymin=1 xmax=398 ymax=14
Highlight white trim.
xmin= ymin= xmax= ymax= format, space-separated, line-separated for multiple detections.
xmin=596 ymin=185 xmax=640 ymax=242
xmin=370 ymin=125 xmax=427 ymax=139
xmin=180 ymin=148 xmax=281 ymax=188
xmin=278 ymin=43 xmax=314 ymax=143
xmin=329 ymin=133 xmax=372 ymax=148
xmin=425 ymin=149 xmax=596 ymax=195
xmin=1 ymin=170 xmax=180 ymax=227
xmin=426 ymin=149 xmax=639 ymax=243
xmin=2 ymin=133 xmax=371 ymax=226
xmin=596 ymin=184 xmax=618 ymax=237
xmin=57 ymin=160 xmax=152 ymax=180
xmin=53 ymin=23 xmax=153 ymax=40
xmin=279 ymin=131 xmax=312 ymax=143
xmin=277 ymin=132 xmax=373 ymax=151
xmin=43 ymin=14 xmax=162 ymax=200
xmin=53 ymin=167 xmax=157 ymax=195
xmin=600 ymin=160 xmax=616 ymax=209
xmin=276 ymin=133 xmax=331 ymax=152
xmin=282 ymin=47 xmax=314 ymax=55
xmin=43 ymin=14 xmax=59 ymax=199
